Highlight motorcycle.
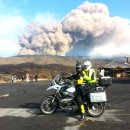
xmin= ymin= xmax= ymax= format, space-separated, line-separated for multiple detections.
xmin=40 ymin=74 xmax=112 ymax=117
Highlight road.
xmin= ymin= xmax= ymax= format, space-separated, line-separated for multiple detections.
xmin=0 ymin=79 xmax=130 ymax=130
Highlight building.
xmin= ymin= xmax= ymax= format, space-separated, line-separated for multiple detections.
xmin=102 ymin=60 xmax=130 ymax=78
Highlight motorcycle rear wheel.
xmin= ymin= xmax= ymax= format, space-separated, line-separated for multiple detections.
xmin=40 ymin=96 xmax=58 ymax=114
xmin=87 ymin=102 xmax=105 ymax=117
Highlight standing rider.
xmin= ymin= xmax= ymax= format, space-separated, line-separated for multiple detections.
xmin=65 ymin=61 xmax=96 ymax=120
xmin=65 ymin=62 xmax=86 ymax=120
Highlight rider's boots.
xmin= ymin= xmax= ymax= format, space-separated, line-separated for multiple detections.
xmin=80 ymin=104 xmax=86 ymax=120
xmin=81 ymin=113 xmax=86 ymax=120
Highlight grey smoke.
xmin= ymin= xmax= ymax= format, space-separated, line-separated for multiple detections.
xmin=18 ymin=1 xmax=130 ymax=57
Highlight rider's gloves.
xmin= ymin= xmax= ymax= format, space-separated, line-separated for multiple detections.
xmin=74 ymin=80 xmax=78 ymax=84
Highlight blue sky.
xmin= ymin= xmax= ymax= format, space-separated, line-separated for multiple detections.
xmin=2 ymin=0 xmax=130 ymax=18
xmin=0 ymin=0 xmax=130 ymax=57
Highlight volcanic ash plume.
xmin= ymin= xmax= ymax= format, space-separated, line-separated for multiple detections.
xmin=18 ymin=21 xmax=72 ymax=56
xmin=18 ymin=1 xmax=130 ymax=57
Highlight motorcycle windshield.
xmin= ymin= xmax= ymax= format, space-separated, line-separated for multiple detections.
xmin=53 ymin=74 xmax=64 ymax=85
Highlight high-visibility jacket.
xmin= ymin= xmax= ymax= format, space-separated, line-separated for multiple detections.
xmin=82 ymin=68 xmax=96 ymax=84
xmin=67 ymin=68 xmax=96 ymax=85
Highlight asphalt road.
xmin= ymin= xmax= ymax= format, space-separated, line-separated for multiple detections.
xmin=0 ymin=79 xmax=130 ymax=130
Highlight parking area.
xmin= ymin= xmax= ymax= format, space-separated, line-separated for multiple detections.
xmin=0 ymin=79 xmax=130 ymax=130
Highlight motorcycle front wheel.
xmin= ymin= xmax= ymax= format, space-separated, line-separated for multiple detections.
xmin=40 ymin=96 xmax=58 ymax=114
xmin=87 ymin=102 xmax=105 ymax=117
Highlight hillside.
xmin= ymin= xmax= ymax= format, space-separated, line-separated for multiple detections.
xmin=0 ymin=55 xmax=112 ymax=67
xmin=0 ymin=55 xmax=77 ymax=82
xmin=0 ymin=55 xmax=112 ymax=82
xmin=0 ymin=55 xmax=78 ymax=66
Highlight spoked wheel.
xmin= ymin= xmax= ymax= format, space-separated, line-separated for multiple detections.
xmin=40 ymin=96 xmax=58 ymax=114
xmin=87 ymin=103 xmax=105 ymax=117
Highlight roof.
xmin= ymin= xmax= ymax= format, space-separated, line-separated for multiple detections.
xmin=103 ymin=60 xmax=130 ymax=69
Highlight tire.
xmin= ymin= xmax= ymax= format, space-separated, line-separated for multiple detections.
xmin=87 ymin=102 xmax=105 ymax=117
xmin=40 ymin=96 xmax=58 ymax=114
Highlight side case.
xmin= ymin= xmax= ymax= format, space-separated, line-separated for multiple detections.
xmin=90 ymin=91 xmax=107 ymax=103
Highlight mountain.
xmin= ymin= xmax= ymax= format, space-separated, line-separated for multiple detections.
xmin=0 ymin=55 xmax=115 ymax=82
xmin=0 ymin=55 xmax=79 ymax=82
xmin=0 ymin=55 xmax=78 ymax=66
xmin=0 ymin=55 xmax=115 ymax=67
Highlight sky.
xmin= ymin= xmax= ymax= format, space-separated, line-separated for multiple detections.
xmin=0 ymin=0 xmax=130 ymax=57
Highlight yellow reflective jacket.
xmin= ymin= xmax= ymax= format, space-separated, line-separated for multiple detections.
xmin=82 ymin=68 xmax=96 ymax=84
xmin=69 ymin=68 xmax=96 ymax=85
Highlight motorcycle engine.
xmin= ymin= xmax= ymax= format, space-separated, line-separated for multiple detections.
xmin=59 ymin=84 xmax=76 ymax=98
xmin=60 ymin=98 xmax=72 ymax=108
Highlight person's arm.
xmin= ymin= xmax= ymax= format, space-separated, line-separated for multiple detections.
xmin=65 ymin=73 xmax=76 ymax=80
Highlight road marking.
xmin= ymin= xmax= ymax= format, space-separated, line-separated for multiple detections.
xmin=0 ymin=94 xmax=9 ymax=98
xmin=0 ymin=108 xmax=129 ymax=121
xmin=65 ymin=109 xmax=128 ymax=128
xmin=97 ymin=109 xmax=123 ymax=122
xmin=0 ymin=108 xmax=40 ymax=118
xmin=64 ymin=109 xmax=123 ymax=129
xmin=105 ymin=114 xmax=130 ymax=115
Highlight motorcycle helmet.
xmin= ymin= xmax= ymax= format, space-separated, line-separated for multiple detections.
xmin=75 ymin=63 xmax=82 ymax=72
xmin=83 ymin=61 xmax=92 ymax=71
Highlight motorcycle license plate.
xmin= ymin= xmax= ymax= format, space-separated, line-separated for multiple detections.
xmin=90 ymin=92 xmax=107 ymax=103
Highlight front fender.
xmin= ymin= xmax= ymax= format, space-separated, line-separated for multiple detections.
xmin=47 ymin=84 xmax=61 ymax=91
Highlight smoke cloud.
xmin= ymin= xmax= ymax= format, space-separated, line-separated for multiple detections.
xmin=18 ymin=1 xmax=130 ymax=57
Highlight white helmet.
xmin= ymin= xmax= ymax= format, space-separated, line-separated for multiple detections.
xmin=83 ymin=61 xmax=92 ymax=71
